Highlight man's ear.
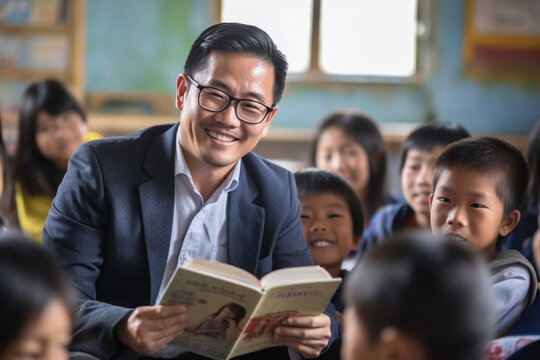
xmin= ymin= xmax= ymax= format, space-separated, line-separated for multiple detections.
xmin=261 ymin=106 xmax=278 ymax=138
xmin=175 ymin=74 xmax=188 ymax=110
xmin=378 ymin=327 xmax=428 ymax=360
xmin=499 ymin=209 xmax=521 ymax=237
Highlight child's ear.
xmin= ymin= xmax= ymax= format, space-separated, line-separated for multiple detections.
xmin=378 ymin=327 xmax=428 ymax=360
xmin=351 ymin=234 xmax=361 ymax=252
xmin=428 ymin=193 xmax=434 ymax=211
xmin=499 ymin=209 xmax=521 ymax=237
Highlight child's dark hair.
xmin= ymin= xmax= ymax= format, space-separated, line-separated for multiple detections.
xmin=400 ymin=122 xmax=470 ymax=172
xmin=14 ymin=79 xmax=86 ymax=196
xmin=0 ymin=230 xmax=76 ymax=353
xmin=213 ymin=303 xmax=247 ymax=325
xmin=311 ymin=111 xmax=387 ymax=219
xmin=345 ymin=230 xmax=493 ymax=360
xmin=295 ymin=168 xmax=364 ymax=239
xmin=433 ymin=137 xmax=528 ymax=218
xmin=527 ymin=120 xmax=540 ymax=204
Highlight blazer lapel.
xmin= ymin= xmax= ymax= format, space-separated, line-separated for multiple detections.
xmin=139 ymin=123 xmax=178 ymax=304
xmin=227 ymin=165 xmax=265 ymax=275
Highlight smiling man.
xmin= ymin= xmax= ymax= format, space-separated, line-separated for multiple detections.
xmin=43 ymin=23 xmax=338 ymax=360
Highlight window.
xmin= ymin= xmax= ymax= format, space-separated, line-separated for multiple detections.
xmin=220 ymin=0 xmax=430 ymax=82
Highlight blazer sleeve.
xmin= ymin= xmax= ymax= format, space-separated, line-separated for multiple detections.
xmin=42 ymin=143 xmax=134 ymax=360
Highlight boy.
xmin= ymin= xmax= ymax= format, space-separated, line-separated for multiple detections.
xmin=342 ymin=231 xmax=494 ymax=360
xmin=359 ymin=122 xmax=470 ymax=256
xmin=295 ymin=168 xmax=363 ymax=360
xmin=294 ymin=168 xmax=363 ymax=314
xmin=430 ymin=137 xmax=538 ymax=336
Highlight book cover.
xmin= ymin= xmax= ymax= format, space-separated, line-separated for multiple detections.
xmin=159 ymin=259 xmax=341 ymax=360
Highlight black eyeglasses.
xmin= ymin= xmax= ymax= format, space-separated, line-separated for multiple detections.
xmin=186 ymin=75 xmax=274 ymax=124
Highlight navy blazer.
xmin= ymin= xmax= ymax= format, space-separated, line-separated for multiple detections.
xmin=43 ymin=123 xmax=338 ymax=359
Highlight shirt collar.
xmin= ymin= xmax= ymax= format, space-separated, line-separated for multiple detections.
xmin=175 ymin=126 xmax=241 ymax=193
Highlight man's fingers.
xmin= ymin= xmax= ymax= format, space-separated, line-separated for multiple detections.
xmin=135 ymin=304 xmax=188 ymax=319
xmin=282 ymin=314 xmax=330 ymax=328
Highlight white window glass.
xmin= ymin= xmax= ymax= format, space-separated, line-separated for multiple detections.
xmin=320 ymin=0 xmax=418 ymax=77
xmin=221 ymin=0 xmax=312 ymax=73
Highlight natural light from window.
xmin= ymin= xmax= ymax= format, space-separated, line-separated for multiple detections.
xmin=221 ymin=0 xmax=312 ymax=73
xmin=221 ymin=0 xmax=419 ymax=78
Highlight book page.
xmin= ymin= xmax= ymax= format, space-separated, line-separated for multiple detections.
xmin=160 ymin=267 xmax=263 ymax=360
xmin=260 ymin=265 xmax=333 ymax=288
xmin=185 ymin=258 xmax=262 ymax=290
xmin=230 ymin=279 xmax=341 ymax=358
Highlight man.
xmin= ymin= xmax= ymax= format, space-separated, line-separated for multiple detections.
xmin=43 ymin=23 xmax=338 ymax=360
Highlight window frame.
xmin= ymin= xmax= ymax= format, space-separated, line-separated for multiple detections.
xmin=215 ymin=0 xmax=434 ymax=85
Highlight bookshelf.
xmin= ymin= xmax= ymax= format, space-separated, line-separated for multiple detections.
xmin=0 ymin=0 xmax=85 ymax=124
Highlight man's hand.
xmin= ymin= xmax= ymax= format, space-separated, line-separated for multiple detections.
xmin=272 ymin=314 xmax=332 ymax=358
xmin=115 ymin=304 xmax=189 ymax=354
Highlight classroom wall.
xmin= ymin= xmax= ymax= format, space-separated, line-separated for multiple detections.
xmin=86 ymin=0 xmax=540 ymax=135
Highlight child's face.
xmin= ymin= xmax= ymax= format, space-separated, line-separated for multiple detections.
xmin=430 ymin=165 xmax=518 ymax=259
xmin=35 ymin=110 xmax=86 ymax=171
xmin=315 ymin=127 xmax=370 ymax=199
xmin=1 ymin=298 xmax=71 ymax=360
xmin=299 ymin=192 xmax=359 ymax=274
xmin=401 ymin=146 xmax=445 ymax=225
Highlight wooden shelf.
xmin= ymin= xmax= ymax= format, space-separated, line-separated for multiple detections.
xmin=0 ymin=70 xmax=68 ymax=81
xmin=0 ymin=24 xmax=69 ymax=34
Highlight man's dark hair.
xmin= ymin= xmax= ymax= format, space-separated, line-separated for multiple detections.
xmin=433 ymin=137 xmax=529 ymax=217
xmin=311 ymin=111 xmax=387 ymax=219
xmin=295 ymin=168 xmax=364 ymax=239
xmin=346 ymin=230 xmax=493 ymax=360
xmin=184 ymin=22 xmax=288 ymax=106
xmin=400 ymin=122 xmax=470 ymax=172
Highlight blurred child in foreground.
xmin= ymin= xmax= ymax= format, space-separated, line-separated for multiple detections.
xmin=342 ymin=230 xmax=494 ymax=360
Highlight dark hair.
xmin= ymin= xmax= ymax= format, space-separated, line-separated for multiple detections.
xmin=346 ymin=230 xmax=493 ymax=360
xmin=311 ymin=112 xmax=387 ymax=219
xmin=433 ymin=137 xmax=528 ymax=218
xmin=400 ymin=122 xmax=470 ymax=172
xmin=14 ymin=79 xmax=86 ymax=196
xmin=295 ymin=168 xmax=364 ymax=239
xmin=0 ymin=231 xmax=75 ymax=353
xmin=527 ymin=120 xmax=540 ymax=204
xmin=184 ymin=23 xmax=288 ymax=106
xmin=214 ymin=303 xmax=247 ymax=325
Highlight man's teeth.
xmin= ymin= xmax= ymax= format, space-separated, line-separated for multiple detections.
xmin=207 ymin=130 xmax=235 ymax=142
xmin=311 ymin=240 xmax=333 ymax=247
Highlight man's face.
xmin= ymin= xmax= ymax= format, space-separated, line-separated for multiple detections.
xmin=176 ymin=51 xmax=277 ymax=172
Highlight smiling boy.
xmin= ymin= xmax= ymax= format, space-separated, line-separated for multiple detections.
xmin=430 ymin=137 xmax=538 ymax=336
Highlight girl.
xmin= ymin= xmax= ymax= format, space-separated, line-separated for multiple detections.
xmin=311 ymin=111 xmax=390 ymax=225
xmin=13 ymin=79 xmax=101 ymax=241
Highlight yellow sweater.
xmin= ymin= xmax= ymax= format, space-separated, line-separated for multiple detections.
xmin=16 ymin=132 xmax=102 ymax=242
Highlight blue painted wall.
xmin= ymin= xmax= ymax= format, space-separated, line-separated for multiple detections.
xmin=86 ymin=0 xmax=540 ymax=134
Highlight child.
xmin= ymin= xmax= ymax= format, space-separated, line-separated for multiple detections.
xmin=359 ymin=121 xmax=470 ymax=256
xmin=294 ymin=168 xmax=363 ymax=314
xmin=342 ymin=230 xmax=494 ymax=360
xmin=504 ymin=119 xmax=540 ymax=271
xmin=0 ymin=231 xmax=75 ymax=360
xmin=13 ymin=79 xmax=101 ymax=241
xmin=311 ymin=111 xmax=391 ymax=226
xmin=430 ymin=136 xmax=538 ymax=337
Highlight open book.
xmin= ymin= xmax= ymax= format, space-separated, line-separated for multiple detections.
xmin=159 ymin=258 xmax=341 ymax=360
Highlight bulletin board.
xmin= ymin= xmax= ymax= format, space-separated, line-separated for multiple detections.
xmin=463 ymin=0 xmax=540 ymax=82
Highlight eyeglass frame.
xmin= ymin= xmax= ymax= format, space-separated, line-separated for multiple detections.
xmin=185 ymin=75 xmax=274 ymax=124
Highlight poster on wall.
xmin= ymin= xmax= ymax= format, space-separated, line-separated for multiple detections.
xmin=463 ymin=0 xmax=540 ymax=82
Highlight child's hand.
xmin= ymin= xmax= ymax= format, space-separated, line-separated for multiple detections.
xmin=532 ymin=213 xmax=540 ymax=270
